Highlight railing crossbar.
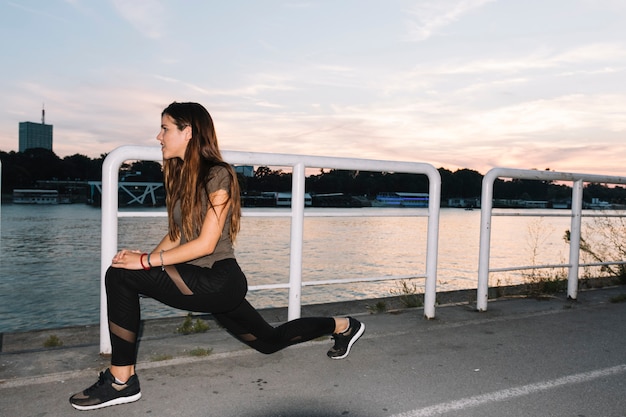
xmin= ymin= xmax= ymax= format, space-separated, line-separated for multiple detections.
xmin=580 ymin=261 xmax=626 ymax=268
xmin=490 ymin=260 xmax=626 ymax=274
xmin=581 ymin=213 xmax=626 ymax=218
xmin=492 ymin=212 xmax=626 ymax=218
xmin=489 ymin=263 xmax=572 ymax=273
xmin=491 ymin=212 xmax=572 ymax=218
xmin=118 ymin=208 xmax=430 ymax=219
xmin=250 ymin=274 xmax=426 ymax=291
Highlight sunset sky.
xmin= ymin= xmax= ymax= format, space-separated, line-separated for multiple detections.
xmin=1 ymin=0 xmax=625 ymax=175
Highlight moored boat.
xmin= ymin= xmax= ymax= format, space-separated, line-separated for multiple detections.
xmin=12 ymin=189 xmax=59 ymax=204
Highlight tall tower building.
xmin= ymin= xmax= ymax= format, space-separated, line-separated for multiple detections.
xmin=19 ymin=107 xmax=53 ymax=152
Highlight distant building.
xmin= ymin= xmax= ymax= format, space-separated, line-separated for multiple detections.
xmin=19 ymin=108 xmax=53 ymax=152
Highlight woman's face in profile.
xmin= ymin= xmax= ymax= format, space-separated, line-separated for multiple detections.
xmin=157 ymin=114 xmax=191 ymax=160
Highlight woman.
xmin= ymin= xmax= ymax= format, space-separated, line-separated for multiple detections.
xmin=69 ymin=102 xmax=365 ymax=411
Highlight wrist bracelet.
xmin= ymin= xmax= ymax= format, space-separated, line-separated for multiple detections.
xmin=147 ymin=253 xmax=153 ymax=268
xmin=159 ymin=250 xmax=165 ymax=271
xmin=140 ymin=253 xmax=150 ymax=270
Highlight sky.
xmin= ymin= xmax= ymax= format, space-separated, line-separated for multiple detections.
xmin=1 ymin=0 xmax=625 ymax=176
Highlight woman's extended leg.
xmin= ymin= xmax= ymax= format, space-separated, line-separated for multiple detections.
xmin=213 ymin=299 xmax=364 ymax=358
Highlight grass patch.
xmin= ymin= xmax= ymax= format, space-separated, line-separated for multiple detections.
xmin=390 ymin=279 xmax=424 ymax=308
xmin=177 ymin=313 xmax=210 ymax=335
xmin=189 ymin=347 xmax=213 ymax=357
xmin=43 ymin=335 xmax=63 ymax=348
xmin=523 ymin=272 xmax=568 ymax=298
xmin=537 ymin=277 xmax=567 ymax=295
xmin=366 ymin=301 xmax=387 ymax=314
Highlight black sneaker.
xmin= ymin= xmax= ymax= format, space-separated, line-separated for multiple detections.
xmin=327 ymin=317 xmax=365 ymax=359
xmin=69 ymin=368 xmax=141 ymax=410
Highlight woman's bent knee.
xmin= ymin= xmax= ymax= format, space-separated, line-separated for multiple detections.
xmin=105 ymin=266 xmax=130 ymax=292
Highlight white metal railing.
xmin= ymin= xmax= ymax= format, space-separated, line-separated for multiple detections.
xmin=100 ymin=145 xmax=441 ymax=354
xmin=477 ymin=167 xmax=626 ymax=312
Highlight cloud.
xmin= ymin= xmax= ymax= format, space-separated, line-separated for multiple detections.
xmin=211 ymin=85 xmax=626 ymax=175
xmin=404 ymin=0 xmax=496 ymax=41
xmin=283 ymin=1 xmax=314 ymax=9
xmin=462 ymin=94 xmax=626 ymax=137
xmin=581 ymin=0 xmax=626 ymax=12
xmin=7 ymin=1 xmax=68 ymax=22
xmin=153 ymin=73 xmax=298 ymax=106
xmin=110 ymin=0 xmax=165 ymax=39
xmin=392 ymin=43 xmax=626 ymax=84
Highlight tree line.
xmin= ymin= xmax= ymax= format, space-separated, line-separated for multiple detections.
xmin=2 ymin=148 xmax=626 ymax=205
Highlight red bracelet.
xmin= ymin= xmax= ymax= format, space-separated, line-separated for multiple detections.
xmin=140 ymin=253 xmax=150 ymax=270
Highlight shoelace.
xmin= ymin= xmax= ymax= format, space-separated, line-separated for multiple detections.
xmin=83 ymin=371 xmax=108 ymax=394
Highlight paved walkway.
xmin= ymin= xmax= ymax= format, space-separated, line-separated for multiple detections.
xmin=2 ymin=286 xmax=626 ymax=417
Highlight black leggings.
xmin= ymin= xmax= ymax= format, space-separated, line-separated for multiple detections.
xmin=105 ymin=258 xmax=335 ymax=366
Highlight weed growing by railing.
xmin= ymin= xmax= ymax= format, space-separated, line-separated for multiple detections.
xmin=565 ymin=213 xmax=626 ymax=284
xmin=389 ymin=279 xmax=424 ymax=308
xmin=189 ymin=347 xmax=213 ymax=357
xmin=177 ymin=313 xmax=210 ymax=335
xmin=523 ymin=218 xmax=567 ymax=296
xmin=367 ymin=301 xmax=387 ymax=314
xmin=43 ymin=335 xmax=63 ymax=348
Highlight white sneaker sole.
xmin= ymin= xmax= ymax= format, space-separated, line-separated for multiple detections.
xmin=331 ymin=321 xmax=365 ymax=360
xmin=70 ymin=392 xmax=142 ymax=410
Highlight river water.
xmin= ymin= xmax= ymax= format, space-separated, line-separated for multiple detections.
xmin=0 ymin=204 xmax=588 ymax=333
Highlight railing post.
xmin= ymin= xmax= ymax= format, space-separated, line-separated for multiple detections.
xmin=477 ymin=169 xmax=497 ymax=312
xmin=288 ymin=162 xmax=305 ymax=320
xmin=423 ymin=167 xmax=441 ymax=319
xmin=0 ymin=160 xmax=2 ymax=227
xmin=99 ymin=146 xmax=162 ymax=355
xmin=567 ymin=179 xmax=583 ymax=300
xmin=100 ymin=152 xmax=120 ymax=355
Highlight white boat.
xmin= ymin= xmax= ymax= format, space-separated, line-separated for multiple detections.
xmin=375 ymin=192 xmax=429 ymax=207
xmin=13 ymin=189 xmax=59 ymax=204
xmin=275 ymin=192 xmax=313 ymax=207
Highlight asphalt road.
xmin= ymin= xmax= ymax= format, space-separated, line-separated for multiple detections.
xmin=1 ymin=286 xmax=626 ymax=417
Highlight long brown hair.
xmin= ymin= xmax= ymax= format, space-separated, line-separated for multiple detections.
xmin=161 ymin=102 xmax=241 ymax=243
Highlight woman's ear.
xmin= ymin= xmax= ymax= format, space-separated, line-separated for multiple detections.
xmin=183 ymin=125 xmax=193 ymax=142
